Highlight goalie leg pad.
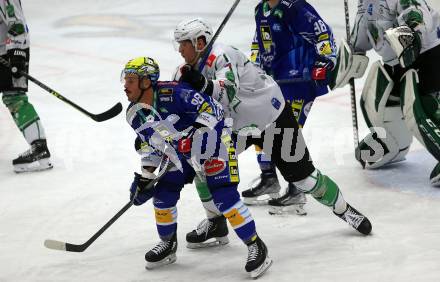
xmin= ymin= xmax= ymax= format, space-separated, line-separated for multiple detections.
xmin=329 ymin=39 xmax=369 ymax=90
xmin=401 ymin=70 xmax=440 ymax=160
xmin=359 ymin=62 xmax=412 ymax=168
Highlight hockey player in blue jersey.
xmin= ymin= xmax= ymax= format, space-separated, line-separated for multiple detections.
xmin=243 ymin=0 xmax=338 ymax=214
xmin=122 ymin=56 xmax=272 ymax=278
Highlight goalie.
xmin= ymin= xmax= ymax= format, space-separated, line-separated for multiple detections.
xmin=332 ymin=0 xmax=440 ymax=185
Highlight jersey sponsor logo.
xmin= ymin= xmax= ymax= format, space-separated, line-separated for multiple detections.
xmin=260 ymin=25 xmax=273 ymax=50
xmin=198 ymin=102 xmax=214 ymax=114
xmin=159 ymin=96 xmax=173 ymax=102
xmin=316 ymin=40 xmax=333 ymax=56
xmin=272 ymin=23 xmax=281 ymax=32
xmin=224 ymin=208 xmax=245 ymax=227
xmin=318 ymin=33 xmax=329 ymax=41
xmin=157 ymin=81 xmax=178 ymax=87
xmin=204 ymin=158 xmax=226 ymax=176
xmin=367 ymin=3 xmax=374 ymax=15
xmin=206 ymin=54 xmax=216 ymax=67
xmin=159 ymin=88 xmax=173 ymax=95
xmin=271 ymin=97 xmax=281 ymax=110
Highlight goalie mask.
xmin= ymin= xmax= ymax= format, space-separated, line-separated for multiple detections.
xmin=174 ymin=18 xmax=213 ymax=51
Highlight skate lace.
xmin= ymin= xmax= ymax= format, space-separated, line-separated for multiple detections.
xmin=151 ymin=240 xmax=170 ymax=255
xmin=344 ymin=207 xmax=364 ymax=228
xmin=195 ymin=218 xmax=213 ymax=236
xmin=18 ymin=147 xmax=34 ymax=158
xmin=247 ymin=243 xmax=259 ymax=263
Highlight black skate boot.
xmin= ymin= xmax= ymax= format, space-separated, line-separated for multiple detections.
xmin=186 ymin=215 xmax=229 ymax=249
xmin=13 ymin=139 xmax=53 ymax=173
xmin=334 ymin=204 xmax=372 ymax=235
xmin=268 ymin=183 xmax=307 ymax=215
xmin=245 ymin=236 xmax=272 ymax=279
xmin=145 ymin=232 xmax=178 ymax=269
xmin=241 ymin=172 xmax=281 ymax=205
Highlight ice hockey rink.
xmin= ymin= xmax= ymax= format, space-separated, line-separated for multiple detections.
xmin=1 ymin=0 xmax=440 ymax=281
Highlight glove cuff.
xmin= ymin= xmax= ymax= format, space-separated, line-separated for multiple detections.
xmin=7 ymin=48 xmax=27 ymax=59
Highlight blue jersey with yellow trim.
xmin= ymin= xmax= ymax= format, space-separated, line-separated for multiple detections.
xmin=127 ymin=81 xmax=224 ymax=143
xmin=252 ymin=0 xmax=337 ymax=95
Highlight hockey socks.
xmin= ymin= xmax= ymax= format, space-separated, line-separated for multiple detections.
xmin=294 ymin=170 xmax=372 ymax=234
xmin=2 ymin=91 xmax=46 ymax=143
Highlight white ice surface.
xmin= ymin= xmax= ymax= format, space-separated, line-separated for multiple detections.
xmin=1 ymin=1 xmax=440 ymax=281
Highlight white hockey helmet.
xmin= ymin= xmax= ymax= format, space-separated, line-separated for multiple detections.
xmin=174 ymin=18 xmax=213 ymax=51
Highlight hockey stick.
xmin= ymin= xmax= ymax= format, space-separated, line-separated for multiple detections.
xmin=44 ymin=159 xmax=173 ymax=252
xmin=0 ymin=57 xmax=122 ymax=122
xmin=343 ymin=0 xmax=365 ymax=168
xmin=196 ymin=0 xmax=241 ymax=71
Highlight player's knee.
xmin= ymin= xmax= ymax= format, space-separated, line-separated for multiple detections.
xmin=211 ymin=186 xmax=240 ymax=212
xmin=294 ymin=169 xmax=340 ymax=207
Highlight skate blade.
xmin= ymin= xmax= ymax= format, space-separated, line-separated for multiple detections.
xmin=249 ymin=256 xmax=273 ymax=279
xmin=187 ymin=236 xmax=229 ymax=249
xmin=268 ymin=205 xmax=307 ymax=216
xmin=145 ymin=253 xmax=177 ymax=270
xmin=14 ymin=158 xmax=53 ymax=173
xmin=243 ymin=193 xmax=279 ymax=206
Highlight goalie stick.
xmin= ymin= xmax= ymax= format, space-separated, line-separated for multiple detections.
xmin=343 ymin=0 xmax=364 ymax=168
xmin=44 ymin=158 xmax=173 ymax=253
xmin=0 ymin=57 xmax=122 ymax=122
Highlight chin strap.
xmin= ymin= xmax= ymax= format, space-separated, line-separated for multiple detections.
xmin=136 ymin=81 xmax=153 ymax=103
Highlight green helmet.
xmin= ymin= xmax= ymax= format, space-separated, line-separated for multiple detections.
xmin=121 ymin=56 xmax=160 ymax=85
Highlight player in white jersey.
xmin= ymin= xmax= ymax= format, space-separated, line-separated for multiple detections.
xmin=0 ymin=0 xmax=52 ymax=172
xmin=333 ymin=0 xmax=440 ymax=185
xmin=171 ymin=18 xmax=372 ymax=249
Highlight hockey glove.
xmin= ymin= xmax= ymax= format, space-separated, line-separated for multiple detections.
xmin=180 ymin=64 xmax=213 ymax=95
xmin=385 ymin=25 xmax=421 ymax=68
xmin=7 ymin=49 xmax=27 ymax=78
xmin=129 ymin=172 xmax=155 ymax=206
xmin=311 ymin=56 xmax=335 ymax=87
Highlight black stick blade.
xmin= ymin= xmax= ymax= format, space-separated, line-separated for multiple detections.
xmin=44 ymin=239 xmax=88 ymax=252
xmin=91 ymin=102 xmax=123 ymax=122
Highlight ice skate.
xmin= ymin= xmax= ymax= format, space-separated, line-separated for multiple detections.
xmin=241 ymin=172 xmax=281 ymax=205
xmin=186 ymin=216 xmax=229 ymax=249
xmin=335 ymin=204 xmax=372 ymax=235
xmin=13 ymin=139 xmax=53 ymax=173
xmin=268 ymin=183 xmax=307 ymax=215
xmin=145 ymin=233 xmax=178 ymax=269
xmin=245 ymin=236 xmax=272 ymax=279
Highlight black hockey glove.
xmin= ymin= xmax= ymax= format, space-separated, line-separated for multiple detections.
xmin=7 ymin=49 xmax=27 ymax=78
xmin=311 ymin=56 xmax=335 ymax=87
xmin=129 ymin=172 xmax=155 ymax=206
xmin=180 ymin=64 xmax=214 ymax=95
